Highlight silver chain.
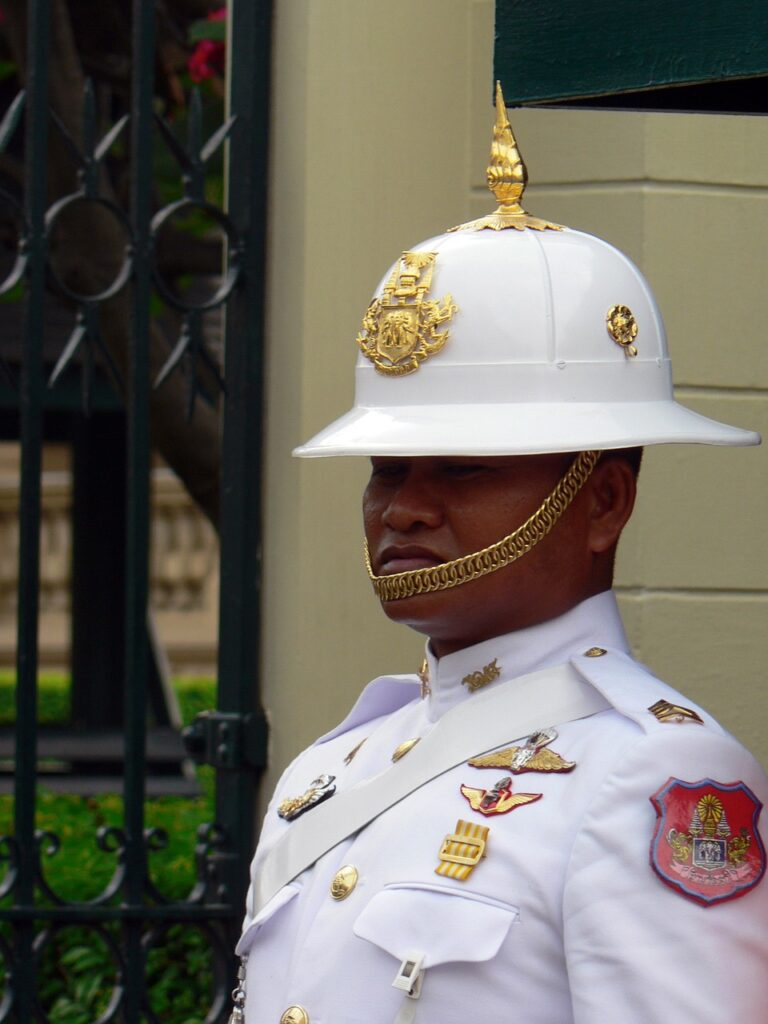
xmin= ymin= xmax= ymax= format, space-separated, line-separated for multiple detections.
xmin=227 ymin=955 xmax=248 ymax=1024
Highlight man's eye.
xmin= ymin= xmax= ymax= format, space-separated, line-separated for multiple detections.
xmin=370 ymin=462 xmax=406 ymax=481
xmin=442 ymin=462 xmax=487 ymax=477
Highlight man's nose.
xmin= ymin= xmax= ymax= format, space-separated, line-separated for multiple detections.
xmin=381 ymin=473 xmax=443 ymax=532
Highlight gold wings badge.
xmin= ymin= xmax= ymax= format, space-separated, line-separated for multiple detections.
xmin=469 ymin=727 xmax=576 ymax=775
xmin=460 ymin=776 xmax=542 ymax=817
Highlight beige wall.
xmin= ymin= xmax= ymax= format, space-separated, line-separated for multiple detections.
xmin=513 ymin=108 xmax=768 ymax=763
xmin=262 ymin=0 xmax=767 ymax=796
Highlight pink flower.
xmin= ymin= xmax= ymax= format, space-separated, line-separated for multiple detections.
xmin=188 ymin=39 xmax=225 ymax=83
xmin=187 ymin=7 xmax=227 ymax=82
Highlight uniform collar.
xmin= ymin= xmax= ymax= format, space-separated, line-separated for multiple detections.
xmin=421 ymin=590 xmax=629 ymax=722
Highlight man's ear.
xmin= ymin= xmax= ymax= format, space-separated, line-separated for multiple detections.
xmin=587 ymin=456 xmax=637 ymax=554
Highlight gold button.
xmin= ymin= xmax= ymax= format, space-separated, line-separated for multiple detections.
xmin=280 ymin=1007 xmax=309 ymax=1024
xmin=330 ymin=864 xmax=359 ymax=900
xmin=584 ymin=646 xmax=607 ymax=657
xmin=392 ymin=738 xmax=420 ymax=762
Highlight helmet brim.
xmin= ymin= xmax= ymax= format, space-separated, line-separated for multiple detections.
xmin=294 ymin=400 xmax=760 ymax=457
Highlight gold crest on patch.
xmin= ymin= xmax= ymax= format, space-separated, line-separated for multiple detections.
xmin=357 ymin=251 xmax=457 ymax=376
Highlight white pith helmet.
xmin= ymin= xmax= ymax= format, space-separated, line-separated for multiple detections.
xmin=295 ymin=87 xmax=759 ymax=458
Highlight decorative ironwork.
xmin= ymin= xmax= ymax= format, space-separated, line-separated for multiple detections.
xmin=42 ymin=81 xmax=132 ymax=413
xmin=151 ymin=88 xmax=239 ymax=418
xmin=4 ymin=79 xmax=241 ymax=420
xmin=0 ymin=816 xmax=237 ymax=1021
xmin=0 ymin=91 xmax=28 ymax=391
xmin=0 ymin=836 xmax=18 ymax=900
xmin=0 ymin=0 xmax=273 ymax=1019
xmin=0 ymin=931 xmax=13 ymax=1021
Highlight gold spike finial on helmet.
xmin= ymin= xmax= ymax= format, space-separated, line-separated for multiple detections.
xmin=449 ymin=81 xmax=563 ymax=233
xmin=487 ymin=80 xmax=527 ymax=209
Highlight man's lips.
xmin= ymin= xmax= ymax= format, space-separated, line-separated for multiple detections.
xmin=376 ymin=545 xmax=447 ymax=575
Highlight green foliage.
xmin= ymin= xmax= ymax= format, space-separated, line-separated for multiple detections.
xmin=0 ymin=670 xmax=71 ymax=724
xmin=36 ymin=927 xmax=119 ymax=1024
xmin=31 ymin=791 xmax=123 ymax=901
xmin=0 ymin=672 xmax=214 ymax=728
xmin=188 ymin=19 xmax=226 ymax=43
xmin=0 ymin=60 xmax=17 ymax=84
xmin=175 ymin=676 xmax=218 ymax=727
xmin=146 ymin=924 xmax=214 ymax=1021
xmin=0 ymin=675 xmax=219 ymax=1023
xmin=27 ymin=923 xmax=214 ymax=1024
xmin=0 ymin=785 xmax=214 ymax=904
xmin=0 ymin=280 xmax=24 ymax=305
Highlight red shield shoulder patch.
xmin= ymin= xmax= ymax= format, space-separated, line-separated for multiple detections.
xmin=650 ymin=778 xmax=765 ymax=907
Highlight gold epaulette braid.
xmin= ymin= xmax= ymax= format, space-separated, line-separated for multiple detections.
xmin=364 ymin=450 xmax=600 ymax=601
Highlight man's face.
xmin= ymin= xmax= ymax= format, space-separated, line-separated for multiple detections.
xmin=362 ymin=454 xmax=602 ymax=656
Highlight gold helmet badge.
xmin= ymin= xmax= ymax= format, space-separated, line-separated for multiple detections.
xmin=357 ymin=251 xmax=457 ymax=376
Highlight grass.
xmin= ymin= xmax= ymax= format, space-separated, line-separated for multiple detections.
xmin=0 ymin=674 xmax=221 ymax=1024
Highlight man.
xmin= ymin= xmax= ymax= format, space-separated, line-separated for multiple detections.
xmin=231 ymin=86 xmax=768 ymax=1024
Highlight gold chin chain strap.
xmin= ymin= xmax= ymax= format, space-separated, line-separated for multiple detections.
xmin=364 ymin=450 xmax=600 ymax=602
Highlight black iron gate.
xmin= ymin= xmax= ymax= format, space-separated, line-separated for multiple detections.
xmin=0 ymin=0 xmax=271 ymax=1019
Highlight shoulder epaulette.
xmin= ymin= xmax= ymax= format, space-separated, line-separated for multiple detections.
xmin=570 ymin=647 xmax=724 ymax=737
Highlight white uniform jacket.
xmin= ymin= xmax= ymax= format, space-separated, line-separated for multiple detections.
xmin=237 ymin=593 xmax=768 ymax=1023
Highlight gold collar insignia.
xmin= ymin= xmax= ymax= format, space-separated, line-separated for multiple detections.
xmin=417 ymin=657 xmax=431 ymax=699
xmin=462 ymin=657 xmax=501 ymax=693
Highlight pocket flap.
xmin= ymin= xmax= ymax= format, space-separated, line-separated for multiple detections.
xmin=353 ymin=884 xmax=518 ymax=967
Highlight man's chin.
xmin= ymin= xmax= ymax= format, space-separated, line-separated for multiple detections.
xmin=375 ymin=585 xmax=467 ymax=635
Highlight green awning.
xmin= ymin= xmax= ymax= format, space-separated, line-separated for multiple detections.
xmin=495 ymin=0 xmax=768 ymax=112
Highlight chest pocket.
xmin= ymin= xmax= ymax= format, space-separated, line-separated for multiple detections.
xmin=353 ymin=882 xmax=518 ymax=1021
xmin=354 ymin=881 xmax=518 ymax=964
